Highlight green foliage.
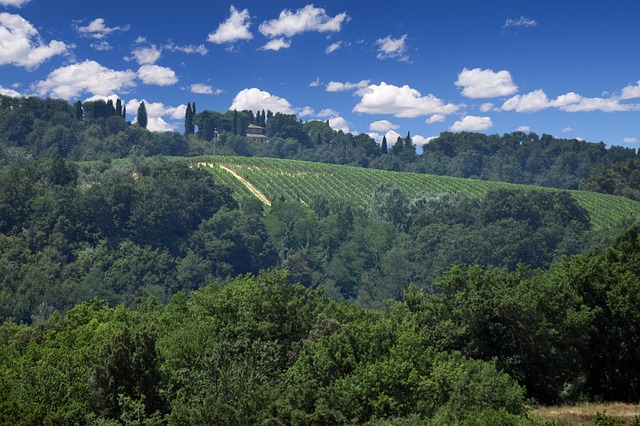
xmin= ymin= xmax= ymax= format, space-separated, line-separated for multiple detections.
xmin=137 ymin=101 xmax=148 ymax=129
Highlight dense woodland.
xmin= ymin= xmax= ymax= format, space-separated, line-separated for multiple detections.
xmin=1 ymin=94 xmax=640 ymax=424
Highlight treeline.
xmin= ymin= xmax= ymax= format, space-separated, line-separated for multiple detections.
xmin=0 ymin=95 xmax=188 ymax=164
xmin=2 ymin=223 xmax=640 ymax=423
xmin=2 ymin=94 xmax=638 ymax=195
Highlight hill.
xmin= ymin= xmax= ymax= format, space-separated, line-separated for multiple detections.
xmin=185 ymin=155 xmax=640 ymax=229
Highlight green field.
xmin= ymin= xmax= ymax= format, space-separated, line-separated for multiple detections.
xmin=182 ymin=155 xmax=640 ymax=229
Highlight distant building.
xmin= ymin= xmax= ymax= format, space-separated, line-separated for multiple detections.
xmin=246 ymin=124 xmax=267 ymax=143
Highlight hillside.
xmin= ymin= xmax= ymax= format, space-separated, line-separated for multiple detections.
xmin=185 ymin=155 xmax=640 ymax=229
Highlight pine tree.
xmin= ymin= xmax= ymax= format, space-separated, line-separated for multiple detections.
xmin=381 ymin=135 xmax=388 ymax=154
xmin=137 ymin=101 xmax=148 ymax=129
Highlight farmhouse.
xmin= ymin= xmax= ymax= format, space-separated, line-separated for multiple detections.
xmin=246 ymin=124 xmax=267 ymax=143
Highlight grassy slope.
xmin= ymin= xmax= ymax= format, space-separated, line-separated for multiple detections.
xmin=180 ymin=155 xmax=640 ymax=229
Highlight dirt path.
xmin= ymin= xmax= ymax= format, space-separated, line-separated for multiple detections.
xmin=216 ymin=164 xmax=272 ymax=206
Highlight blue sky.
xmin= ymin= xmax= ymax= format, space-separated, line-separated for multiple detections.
xmin=1 ymin=0 xmax=639 ymax=150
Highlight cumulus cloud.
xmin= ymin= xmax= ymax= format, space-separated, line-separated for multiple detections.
xmin=412 ymin=134 xmax=437 ymax=146
xmin=0 ymin=13 xmax=70 ymax=69
xmin=326 ymin=79 xmax=370 ymax=92
xmin=325 ymin=41 xmax=342 ymax=54
xmin=76 ymin=18 xmax=129 ymax=39
xmin=316 ymin=108 xmax=339 ymax=118
xmin=450 ymin=115 xmax=493 ymax=132
xmin=426 ymin=114 xmax=445 ymax=124
xmin=480 ymin=102 xmax=494 ymax=112
xmin=207 ymin=6 xmax=253 ymax=45
xmin=298 ymin=106 xmax=315 ymax=117
xmin=34 ymin=60 xmax=137 ymax=99
xmin=328 ymin=116 xmax=350 ymax=132
xmin=623 ymin=137 xmax=638 ymax=144
xmin=189 ymin=83 xmax=220 ymax=95
xmin=137 ymin=64 xmax=178 ymax=86
xmin=562 ymin=126 xmax=575 ymax=132
xmin=0 ymin=85 xmax=21 ymax=97
xmin=375 ymin=34 xmax=408 ymax=61
xmin=621 ymin=81 xmax=640 ymax=100
xmin=230 ymin=88 xmax=295 ymax=114
xmin=455 ymin=68 xmax=518 ymax=98
xmin=259 ymin=5 xmax=349 ymax=38
xmin=130 ymin=45 xmax=162 ymax=65
xmin=502 ymin=89 xmax=639 ymax=113
xmin=504 ymin=16 xmax=538 ymax=28
xmin=164 ymin=42 xmax=208 ymax=55
xmin=260 ymin=38 xmax=290 ymax=51
xmin=0 ymin=0 xmax=31 ymax=7
xmin=515 ymin=125 xmax=531 ymax=132
xmin=353 ymin=82 xmax=460 ymax=118
xmin=126 ymin=98 xmax=186 ymax=132
xmin=369 ymin=120 xmax=399 ymax=132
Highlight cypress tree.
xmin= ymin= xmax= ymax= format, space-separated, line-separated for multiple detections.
xmin=184 ymin=102 xmax=193 ymax=136
xmin=232 ymin=109 xmax=238 ymax=135
xmin=115 ymin=99 xmax=122 ymax=117
xmin=74 ymin=100 xmax=83 ymax=120
xmin=106 ymin=99 xmax=115 ymax=116
xmin=381 ymin=135 xmax=388 ymax=154
xmin=122 ymin=104 xmax=126 ymax=119
xmin=137 ymin=101 xmax=148 ymax=129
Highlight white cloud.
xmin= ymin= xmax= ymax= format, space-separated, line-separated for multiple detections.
xmin=450 ymin=115 xmax=493 ymax=132
xmin=126 ymin=98 xmax=186 ymax=132
xmin=164 ymin=42 xmax=208 ymax=55
xmin=621 ymin=81 xmax=640 ymax=100
xmin=480 ymin=102 xmax=494 ymax=112
xmin=91 ymin=41 xmax=112 ymax=51
xmin=426 ymin=114 xmax=445 ymax=124
xmin=137 ymin=64 xmax=178 ymax=86
xmin=385 ymin=130 xmax=402 ymax=144
xmin=83 ymin=93 xmax=120 ymax=104
xmin=501 ymin=89 xmax=551 ymax=112
xmin=0 ymin=13 xmax=70 ymax=69
xmin=455 ymin=68 xmax=518 ymax=98
xmin=0 ymin=85 xmax=21 ymax=97
xmin=562 ymin=126 xmax=575 ymax=132
xmin=369 ymin=120 xmax=399 ymax=132
xmin=130 ymin=45 xmax=162 ymax=65
xmin=76 ymin=18 xmax=129 ymax=39
xmin=623 ymin=137 xmax=638 ymax=144
xmin=412 ymin=134 xmax=437 ymax=146
xmin=298 ymin=106 xmax=314 ymax=117
xmin=325 ymin=41 xmax=342 ymax=54
xmin=34 ymin=60 xmax=137 ymax=99
xmin=328 ymin=116 xmax=349 ymax=132
xmin=0 ymin=0 xmax=31 ymax=7
xmin=207 ymin=6 xmax=253 ymax=45
xmin=189 ymin=83 xmax=217 ymax=95
xmin=516 ymin=125 xmax=531 ymax=132
xmin=375 ymin=34 xmax=408 ymax=61
xmin=260 ymin=38 xmax=291 ymax=51
xmin=326 ymin=79 xmax=370 ymax=92
xmin=317 ymin=108 xmax=339 ymax=118
xmin=503 ymin=89 xmax=640 ymax=113
xmin=230 ymin=88 xmax=295 ymax=114
xmin=259 ymin=5 xmax=349 ymax=38
xmin=504 ymin=16 xmax=538 ymax=28
xmin=309 ymin=76 xmax=321 ymax=87
xmin=353 ymin=82 xmax=460 ymax=118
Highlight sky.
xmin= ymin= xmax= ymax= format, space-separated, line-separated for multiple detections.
xmin=1 ymin=0 xmax=639 ymax=151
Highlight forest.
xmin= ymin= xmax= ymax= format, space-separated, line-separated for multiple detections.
xmin=1 ymin=94 xmax=640 ymax=424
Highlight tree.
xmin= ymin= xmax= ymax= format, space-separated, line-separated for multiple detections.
xmin=115 ymin=98 xmax=123 ymax=117
xmin=381 ymin=135 xmax=388 ymax=154
xmin=184 ymin=102 xmax=194 ymax=136
xmin=74 ymin=100 xmax=83 ymax=120
xmin=137 ymin=102 xmax=148 ymax=129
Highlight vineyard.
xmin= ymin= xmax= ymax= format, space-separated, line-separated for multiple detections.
xmin=182 ymin=155 xmax=640 ymax=229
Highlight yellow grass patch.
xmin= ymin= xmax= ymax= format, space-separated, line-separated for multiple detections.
xmin=531 ymin=403 xmax=640 ymax=425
